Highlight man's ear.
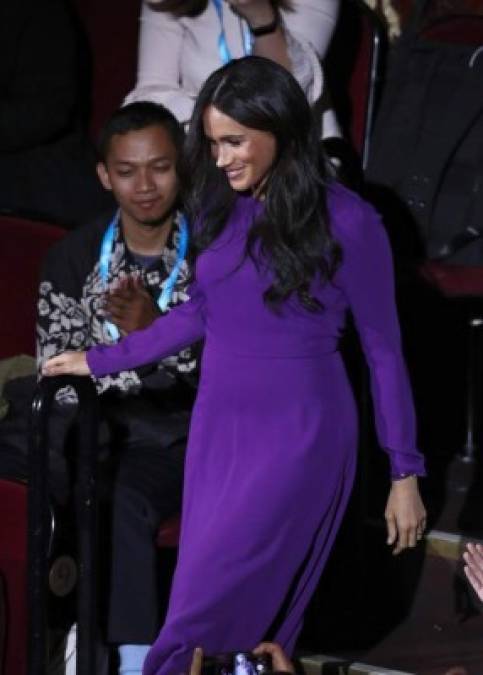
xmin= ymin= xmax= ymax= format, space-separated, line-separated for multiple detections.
xmin=96 ymin=162 xmax=112 ymax=191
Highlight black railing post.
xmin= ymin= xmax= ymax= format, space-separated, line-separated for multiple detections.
xmin=28 ymin=375 xmax=99 ymax=675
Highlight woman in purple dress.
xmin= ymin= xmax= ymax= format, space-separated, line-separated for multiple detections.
xmin=43 ymin=56 xmax=427 ymax=675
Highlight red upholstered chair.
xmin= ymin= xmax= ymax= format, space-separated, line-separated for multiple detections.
xmin=0 ymin=215 xmax=66 ymax=359
xmin=0 ymin=574 xmax=5 ymax=674
xmin=418 ymin=14 xmax=483 ymax=461
xmin=70 ymin=0 xmax=141 ymax=140
xmin=0 ymin=479 xmax=28 ymax=675
xmin=155 ymin=514 xmax=182 ymax=548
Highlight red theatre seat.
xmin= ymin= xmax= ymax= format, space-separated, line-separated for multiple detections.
xmin=70 ymin=0 xmax=141 ymax=140
xmin=0 ymin=479 xmax=28 ymax=675
xmin=0 ymin=214 xmax=66 ymax=359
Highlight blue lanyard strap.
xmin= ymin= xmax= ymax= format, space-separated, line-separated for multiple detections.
xmin=99 ymin=211 xmax=189 ymax=341
xmin=211 ymin=0 xmax=252 ymax=65
xmin=158 ymin=214 xmax=189 ymax=312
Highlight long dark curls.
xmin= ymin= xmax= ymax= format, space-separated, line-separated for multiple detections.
xmin=185 ymin=56 xmax=340 ymax=312
xmin=148 ymin=0 xmax=292 ymax=19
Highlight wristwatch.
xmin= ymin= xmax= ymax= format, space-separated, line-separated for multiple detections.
xmin=249 ymin=11 xmax=280 ymax=37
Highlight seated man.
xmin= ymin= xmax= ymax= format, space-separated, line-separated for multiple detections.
xmin=36 ymin=101 xmax=197 ymax=674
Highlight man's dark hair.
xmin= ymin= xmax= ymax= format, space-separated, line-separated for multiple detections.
xmin=97 ymin=101 xmax=185 ymax=163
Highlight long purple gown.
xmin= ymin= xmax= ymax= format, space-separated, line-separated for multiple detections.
xmin=87 ymin=183 xmax=425 ymax=675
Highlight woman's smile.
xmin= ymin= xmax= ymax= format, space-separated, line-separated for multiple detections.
xmin=203 ymin=105 xmax=277 ymax=193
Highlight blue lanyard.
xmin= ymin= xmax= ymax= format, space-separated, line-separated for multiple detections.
xmin=211 ymin=0 xmax=252 ymax=65
xmin=99 ymin=210 xmax=189 ymax=341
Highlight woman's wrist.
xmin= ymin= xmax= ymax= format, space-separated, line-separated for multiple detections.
xmin=249 ymin=11 xmax=279 ymax=36
xmin=233 ymin=0 xmax=277 ymax=30
xmin=388 ymin=449 xmax=426 ymax=483
xmin=391 ymin=473 xmax=418 ymax=484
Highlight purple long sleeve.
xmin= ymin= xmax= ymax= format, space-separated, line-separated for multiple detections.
xmin=332 ymin=189 xmax=425 ymax=478
xmin=86 ymin=283 xmax=205 ymax=377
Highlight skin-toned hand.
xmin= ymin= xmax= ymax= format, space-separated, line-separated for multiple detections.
xmin=41 ymin=351 xmax=91 ymax=377
xmin=463 ymin=542 xmax=483 ymax=601
xmin=253 ymin=642 xmax=295 ymax=673
xmin=385 ymin=475 xmax=427 ymax=555
xmin=105 ymin=273 xmax=160 ymax=335
xmin=225 ymin=0 xmax=291 ymax=71
xmin=189 ymin=647 xmax=204 ymax=675
xmin=225 ymin=0 xmax=277 ymax=28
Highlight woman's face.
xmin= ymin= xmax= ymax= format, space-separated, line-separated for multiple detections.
xmin=202 ymin=105 xmax=277 ymax=196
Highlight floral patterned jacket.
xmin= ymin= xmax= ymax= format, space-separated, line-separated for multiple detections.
xmin=36 ymin=210 xmax=197 ymax=402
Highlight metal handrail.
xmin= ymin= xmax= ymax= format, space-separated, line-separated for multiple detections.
xmin=28 ymin=375 xmax=99 ymax=675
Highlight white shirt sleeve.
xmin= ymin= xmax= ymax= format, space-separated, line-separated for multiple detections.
xmin=281 ymin=0 xmax=340 ymax=106
xmin=123 ymin=3 xmax=197 ymax=123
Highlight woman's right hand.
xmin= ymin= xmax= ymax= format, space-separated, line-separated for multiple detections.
xmin=41 ymin=351 xmax=91 ymax=377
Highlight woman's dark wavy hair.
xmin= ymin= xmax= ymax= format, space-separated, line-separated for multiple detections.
xmin=185 ymin=56 xmax=340 ymax=312
xmin=148 ymin=0 xmax=291 ymax=19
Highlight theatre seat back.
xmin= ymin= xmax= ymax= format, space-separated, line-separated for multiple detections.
xmin=0 ymin=479 xmax=28 ymax=675
xmin=0 ymin=215 xmax=66 ymax=359
xmin=70 ymin=0 xmax=141 ymax=140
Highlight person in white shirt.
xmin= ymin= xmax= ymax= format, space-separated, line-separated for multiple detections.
xmin=125 ymin=0 xmax=340 ymax=137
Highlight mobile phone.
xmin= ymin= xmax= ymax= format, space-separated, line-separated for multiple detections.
xmin=201 ymin=651 xmax=272 ymax=675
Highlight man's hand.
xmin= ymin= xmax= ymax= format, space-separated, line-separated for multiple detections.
xmin=385 ymin=475 xmax=427 ymax=555
xmin=105 ymin=273 xmax=160 ymax=335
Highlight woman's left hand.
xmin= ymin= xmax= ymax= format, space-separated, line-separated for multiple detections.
xmin=385 ymin=475 xmax=426 ymax=555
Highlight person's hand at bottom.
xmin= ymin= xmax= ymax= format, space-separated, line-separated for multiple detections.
xmin=385 ymin=475 xmax=426 ymax=555
xmin=189 ymin=647 xmax=203 ymax=675
xmin=253 ymin=642 xmax=295 ymax=673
